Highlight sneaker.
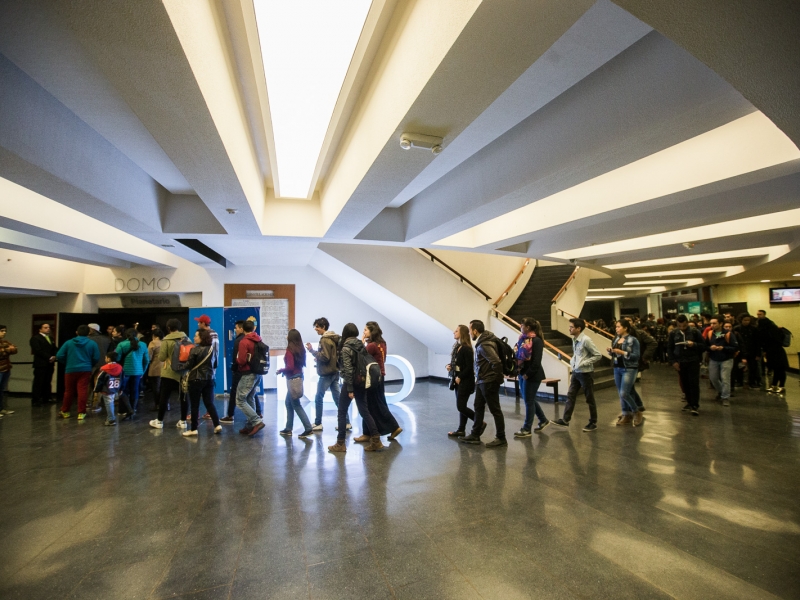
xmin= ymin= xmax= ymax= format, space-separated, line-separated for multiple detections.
xmin=176 ymin=420 xmax=186 ymax=429
xmin=485 ymin=437 xmax=508 ymax=448
xmin=776 ymin=387 xmax=786 ymax=396
xmin=681 ymin=404 xmax=691 ymax=412
xmin=59 ymin=411 xmax=70 ymax=419
xmin=220 ymin=416 xmax=234 ymax=424
xmin=447 ymin=430 xmax=466 ymax=437
xmin=582 ymin=422 xmax=597 ymax=432
xmin=248 ymin=422 xmax=265 ymax=436
xmin=214 ymin=425 xmax=222 ymax=434
xmin=0 ymin=409 xmax=13 ymax=415
xmin=691 ymin=408 xmax=699 ymax=416
xmin=182 ymin=430 xmax=198 ymax=437
xmin=513 ymin=429 xmax=532 ymax=438
xmin=279 ymin=429 xmax=292 ymax=436
xmin=460 ymin=434 xmax=482 ymax=445
xmin=77 ymin=413 xmax=87 ymax=421
xmin=335 ymin=424 xmax=353 ymax=431
xmin=312 ymin=424 xmax=323 ymax=431
xmin=533 ymin=420 xmax=550 ymax=433
xmin=722 ymin=399 xmax=730 ymax=407
xmin=105 ymin=420 xmax=116 ymax=426
xmin=298 ymin=429 xmax=313 ymax=438
xmin=551 ymin=418 xmax=569 ymax=428
xmin=149 ymin=419 xmax=163 ymax=429
xmin=202 ymin=413 xmax=211 ymax=420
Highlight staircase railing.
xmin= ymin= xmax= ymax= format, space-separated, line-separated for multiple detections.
xmin=417 ymin=249 xmax=491 ymax=301
xmin=551 ymin=266 xmax=579 ymax=303
xmin=555 ymin=308 xmax=614 ymax=340
xmin=493 ymin=308 xmax=572 ymax=363
xmin=492 ymin=259 xmax=532 ymax=307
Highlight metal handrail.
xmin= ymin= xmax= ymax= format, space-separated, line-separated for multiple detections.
xmin=418 ymin=249 xmax=491 ymax=301
xmin=556 ymin=308 xmax=614 ymax=340
xmin=492 ymin=259 xmax=531 ymax=307
xmin=551 ymin=266 xmax=579 ymax=303
xmin=493 ymin=308 xmax=572 ymax=363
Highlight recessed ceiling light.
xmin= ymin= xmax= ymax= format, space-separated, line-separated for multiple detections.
xmin=435 ymin=111 xmax=800 ymax=248
xmin=623 ymin=279 xmax=703 ymax=285
xmin=761 ymin=279 xmax=770 ymax=283
xmin=585 ymin=295 xmax=623 ymax=300
xmin=625 ymin=267 xmax=743 ymax=278
xmin=254 ymin=0 xmax=372 ymax=198
xmin=605 ymin=246 xmax=789 ymax=269
xmin=588 ymin=287 xmax=665 ymax=292
xmin=794 ymin=273 xmax=800 ymax=277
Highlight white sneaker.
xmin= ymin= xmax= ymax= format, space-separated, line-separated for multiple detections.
xmin=214 ymin=425 xmax=222 ymax=434
xmin=176 ymin=420 xmax=186 ymax=428
xmin=182 ymin=430 xmax=198 ymax=437
xmin=1 ymin=409 xmax=14 ymax=415
xmin=312 ymin=424 xmax=323 ymax=431
xmin=149 ymin=419 xmax=163 ymax=429
xmin=346 ymin=423 xmax=352 ymax=430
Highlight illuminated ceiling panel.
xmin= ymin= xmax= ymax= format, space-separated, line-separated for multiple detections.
xmin=604 ymin=246 xmax=790 ymax=269
xmin=254 ymin=0 xmax=372 ymax=198
xmin=625 ymin=267 xmax=744 ymax=277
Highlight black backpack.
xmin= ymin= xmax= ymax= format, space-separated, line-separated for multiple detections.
xmin=248 ymin=340 xmax=270 ymax=374
xmin=353 ymin=344 xmax=376 ymax=388
xmin=780 ymin=327 xmax=792 ymax=348
xmin=495 ymin=336 xmax=517 ymax=377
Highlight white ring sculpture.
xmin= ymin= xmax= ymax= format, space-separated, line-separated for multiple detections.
xmin=383 ymin=354 xmax=415 ymax=404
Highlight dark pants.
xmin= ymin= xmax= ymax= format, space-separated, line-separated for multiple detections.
xmin=563 ymin=372 xmax=597 ymax=424
xmin=521 ymin=377 xmax=546 ymax=431
xmin=145 ymin=375 xmax=161 ymax=408
xmin=189 ymin=379 xmax=220 ymax=430
xmin=31 ymin=365 xmax=54 ymax=405
xmin=678 ymin=361 xmax=701 ymax=409
xmin=227 ymin=371 xmax=261 ymax=418
xmin=337 ymin=386 xmax=375 ymax=442
xmin=454 ymin=383 xmax=475 ymax=432
xmin=771 ymin=365 xmax=787 ymax=387
xmin=157 ymin=377 xmax=187 ymax=422
xmin=122 ymin=375 xmax=142 ymax=413
xmin=744 ymin=354 xmax=761 ymax=387
xmin=363 ymin=379 xmax=399 ymax=436
xmin=470 ymin=381 xmax=504 ymax=439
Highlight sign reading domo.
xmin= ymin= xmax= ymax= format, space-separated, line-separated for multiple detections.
xmin=115 ymin=277 xmax=171 ymax=292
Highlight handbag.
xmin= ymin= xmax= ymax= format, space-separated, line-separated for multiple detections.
xmin=181 ymin=348 xmax=212 ymax=393
xmin=288 ymin=375 xmax=304 ymax=400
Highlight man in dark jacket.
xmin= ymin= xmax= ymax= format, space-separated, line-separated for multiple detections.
xmin=734 ymin=314 xmax=760 ymax=388
xmin=235 ymin=320 xmax=265 ymax=436
xmin=461 ymin=320 xmax=505 ymax=447
xmin=30 ymin=323 xmax=57 ymax=407
xmin=669 ymin=315 xmax=706 ymax=415
xmin=306 ymin=317 xmax=342 ymax=431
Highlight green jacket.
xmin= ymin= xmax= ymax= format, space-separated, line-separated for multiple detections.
xmin=158 ymin=331 xmax=187 ymax=382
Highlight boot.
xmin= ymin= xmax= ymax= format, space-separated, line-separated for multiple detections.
xmin=327 ymin=440 xmax=347 ymax=453
xmin=364 ymin=436 xmax=385 ymax=452
xmin=633 ymin=411 xmax=644 ymax=427
xmin=616 ymin=414 xmax=633 ymax=426
xmin=353 ymin=434 xmax=370 ymax=443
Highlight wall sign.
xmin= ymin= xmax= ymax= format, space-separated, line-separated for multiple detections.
xmin=120 ymin=294 xmax=181 ymax=308
xmin=115 ymin=277 xmax=171 ymax=292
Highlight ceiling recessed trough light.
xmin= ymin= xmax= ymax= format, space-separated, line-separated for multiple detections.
xmin=604 ymin=246 xmax=790 ymax=270
xmin=254 ymin=0 xmax=372 ymax=199
xmin=761 ymin=280 xmax=771 ymax=283
xmin=625 ymin=267 xmax=743 ymax=278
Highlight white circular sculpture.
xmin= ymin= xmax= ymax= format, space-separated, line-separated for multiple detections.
xmin=383 ymin=354 xmax=414 ymax=404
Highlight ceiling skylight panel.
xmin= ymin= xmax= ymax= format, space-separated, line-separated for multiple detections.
xmin=254 ymin=0 xmax=372 ymax=198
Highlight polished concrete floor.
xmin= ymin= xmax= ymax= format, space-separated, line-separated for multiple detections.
xmin=1 ymin=366 xmax=799 ymax=599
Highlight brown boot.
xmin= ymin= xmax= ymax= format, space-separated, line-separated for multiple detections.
xmin=364 ymin=436 xmax=385 ymax=452
xmin=353 ymin=434 xmax=370 ymax=443
xmin=327 ymin=440 xmax=347 ymax=452
xmin=616 ymin=414 xmax=633 ymax=426
xmin=633 ymin=411 xmax=644 ymax=427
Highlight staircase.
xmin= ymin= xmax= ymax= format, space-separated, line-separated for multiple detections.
xmin=508 ymin=265 xmax=614 ymax=390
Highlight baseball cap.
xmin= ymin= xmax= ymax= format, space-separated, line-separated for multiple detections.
xmin=194 ymin=315 xmax=211 ymax=325
xmin=88 ymin=323 xmax=101 ymax=332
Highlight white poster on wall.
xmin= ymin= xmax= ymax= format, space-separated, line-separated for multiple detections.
xmin=232 ymin=298 xmax=289 ymax=349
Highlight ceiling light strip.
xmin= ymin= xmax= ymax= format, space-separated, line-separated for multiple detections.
xmin=625 ymin=266 xmax=743 ymax=277
xmin=604 ymin=246 xmax=790 ymax=270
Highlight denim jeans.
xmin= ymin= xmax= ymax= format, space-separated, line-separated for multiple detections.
xmin=521 ymin=377 xmax=546 ymax=431
xmin=285 ymin=389 xmax=312 ymax=431
xmin=563 ymin=372 xmax=597 ymax=424
xmin=102 ymin=393 xmax=116 ymax=421
xmin=614 ymin=367 xmax=638 ymax=414
xmin=0 ymin=370 xmax=9 ymax=411
xmin=314 ymin=372 xmax=342 ymax=426
xmin=470 ymin=381 xmax=504 ymax=439
xmin=122 ymin=375 xmax=142 ymax=413
xmin=708 ymin=359 xmax=733 ymax=399
xmin=236 ymin=372 xmax=262 ymax=427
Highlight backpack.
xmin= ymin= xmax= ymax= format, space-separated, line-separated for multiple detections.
xmin=495 ymin=336 xmax=517 ymax=377
xmin=170 ymin=336 xmax=194 ymax=372
xmin=248 ymin=340 xmax=270 ymax=375
xmin=780 ymin=327 xmax=792 ymax=348
xmin=353 ymin=344 xmax=376 ymax=388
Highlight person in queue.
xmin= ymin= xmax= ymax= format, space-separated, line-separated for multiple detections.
xmin=446 ymin=324 xmax=476 ymax=438
xmin=514 ymin=317 xmax=549 ymax=437
xmin=608 ymin=319 xmax=642 ymax=426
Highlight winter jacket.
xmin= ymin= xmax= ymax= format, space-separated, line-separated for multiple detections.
xmin=705 ymin=329 xmax=738 ymax=362
xmin=147 ymin=341 xmax=162 ymax=377
xmin=158 ymin=331 xmax=189 ymax=382
xmin=0 ymin=339 xmax=19 ymax=372
xmin=56 ymin=336 xmax=100 ymax=374
xmin=88 ymin=331 xmax=110 ymax=371
xmin=758 ymin=319 xmax=789 ymax=369
xmin=179 ymin=345 xmax=216 ymax=382
xmin=230 ymin=333 xmax=244 ymax=372
xmin=94 ymin=362 xmax=123 ymax=395
xmin=669 ymin=327 xmax=706 ymax=363
xmin=312 ymin=330 xmax=340 ymax=376
xmin=340 ymin=337 xmax=367 ymax=391
xmin=611 ymin=335 xmax=640 ymax=369
xmin=449 ymin=343 xmax=475 ymax=394
xmin=734 ymin=323 xmax=759 ymax=356
xmin=114 ymin=339 xmax=150 ymax=376
xmin=518 ymin=335 xmax=545 ymax=381
xmin=236 ymin=332 xmax=263 ymax=374
xmin=366 ymin=341 xmax=387 ymax=377
xmin=474 ymin=331 xmax=502 ymax=385
xmin=570 ymin=332 xmax=602 ymax=373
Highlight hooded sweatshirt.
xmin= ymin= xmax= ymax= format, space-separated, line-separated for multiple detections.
xmin=236 ymin=331 xmax=263 ymax=373
xmin=94 ymin=362 xmax=123 ymax=395
xmin=114 ymin=338 xmax=150 ymax=376
xmin=158 ymin=331 xmax=188 ymax=382
xmin=56 ymin=335 xmax=100 ymax=374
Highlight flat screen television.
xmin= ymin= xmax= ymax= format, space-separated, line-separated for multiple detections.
xmin=769 ymin=287 xmax=800 ymax=304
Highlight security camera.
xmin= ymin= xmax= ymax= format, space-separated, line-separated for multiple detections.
xmin=399 ymin=132 xmax=444 ymax=153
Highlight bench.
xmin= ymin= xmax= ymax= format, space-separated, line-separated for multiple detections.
xmin=503 ymin=376 xmax=561 ymax=403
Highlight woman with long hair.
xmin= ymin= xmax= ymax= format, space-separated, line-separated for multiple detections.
xmin=514 ymin=318 xmax=549 ymax=437
xmin=328 ymin=323 xmax=383 ymax=453
xmin=179 ymin=329 xmax=221 ymax=437
xmin=608 ymin=318 xmax=641 ymax=426
xmin=446 ymin=324 xmax=476 ymax=437
xmin=114 ymin=327 xmax=149 ymax=419
xmin=355 ymin=321 xmax=402 ymax=443
xmin=277 ymin=329 xmax=313 ymax=437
